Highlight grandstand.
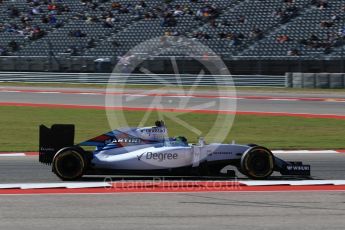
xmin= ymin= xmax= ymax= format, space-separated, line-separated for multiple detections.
xmin=0 ymin=0 xmax=344 ymax=74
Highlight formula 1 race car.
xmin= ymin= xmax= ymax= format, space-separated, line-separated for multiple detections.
xmin=39 ymin=121 xmax=311 ymax=181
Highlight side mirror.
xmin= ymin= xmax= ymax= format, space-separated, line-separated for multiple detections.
xmin=198 ymin=137 xmax=205 ymax=147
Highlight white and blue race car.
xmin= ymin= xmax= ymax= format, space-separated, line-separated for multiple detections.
xmin=39 ymin=121 xmax=310 ymax=181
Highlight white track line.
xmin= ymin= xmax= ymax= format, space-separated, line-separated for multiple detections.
xmin=0 ymin=181 xmax=345 ymax=190
xmin=273 ymin=150 xmax=340 ymax=154
xmin=0 ymin=182 xmax=110 ymax=189
xmin=240 ymin=180 xmax=345 ymax=186
xmin=0 ymin=153 xmax=26 ymax=157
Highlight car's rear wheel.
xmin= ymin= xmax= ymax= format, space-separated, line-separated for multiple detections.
xmin=52 ymin=148 xmax=86 ymax=181
xmin=240 ymin=146 xmax=274 ymax=179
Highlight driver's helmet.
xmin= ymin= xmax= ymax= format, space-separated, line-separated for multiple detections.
xmin=155 ymin=120 xmax=165 ymax=127
xmin=174 ymin=136 xmax=188 ymax=146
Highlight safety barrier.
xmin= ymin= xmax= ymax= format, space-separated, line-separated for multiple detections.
xmin=0 ymin=72 xmax=286 ymax=87
xmin=286 ymin=73 xmax=345 ymax=88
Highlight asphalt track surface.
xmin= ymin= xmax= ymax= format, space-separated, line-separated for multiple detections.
xmin=0 ymin=152 xmax=344 ymax=183
xmin=1 ymin=192 xmax=345 ymax=230
xmin=1 ymin=86 xmax=345 ymax=229
xmin=1 ymin=86 xmax=345 ymax=115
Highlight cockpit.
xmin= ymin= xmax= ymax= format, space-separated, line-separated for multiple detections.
xmin=164 ymin=136 xmax=189 ymax=147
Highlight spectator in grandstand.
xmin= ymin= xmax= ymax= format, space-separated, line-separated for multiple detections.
xmin=229 ymin=36 xmax=241 ymax=47
xmin=144 ymin=11 xmax=157 ymax=20
xmin=276 ymin=35 xmax=289 ymax=43
xmin=86 ymin=38 xmax=95 ymax=49
xmin=173 ymin=5 xmax=184 ymax=17
xmin=31 ymin=6 xmax=42 ymax=15
xmin=280 ymin=12 xmax=291 ymax=24
xmin=111 ymin=2 xmax=122 ymax=10
xmin=221 ymin=19 xmax=231 ymax=27
xmin=209 ymin=18 xmax=217 ymax=28
xmin=55 ymin=20 xmax=64 ymax=29
xmin=287 ymin=48 xmax=300 ymax=56
xmin=183 ymin=5 xmax=193 ymax=15
xmin=8 ymin=6 xmax=20 ymax=18
xmin=250 ymin=27 xmax=263 ymax=41
xmin=192 ymin=31 xmax=211 ymax=39
xmin=73 ymin=12 xmax=87 ymax=20
xmin=87 ymin=2 xmax=98 ymax=11
xmin=309 ymin=34 xmax=320 ymax=42
xmin=49 ymin=15 xmax=57 ymax=25
xmin=69 ymin=30 xmax=86 ymax=37
xmin=119 ymin=4 xmax=130 ymax=14
xmin=338 ymin=28 xmax=345 ymax=39
xmin=103 ymin=16 xmax=114 ymax=28
xmin=320 ymin=20 xmax=333 ymax=28
xmin=64 ymin=46 xmax=78 ymax=55
xmin=41 ymin=15 xmax=49 ymax=23
xmin=85 ymin=14 xmax=96 ymax=23
xmin=161 ymin=13 xmax=177 ymax=27
xmin=319 ymin=0 xmax=328 ymax=10
xmin=112 ymin=40 xmax=120 ymax=47
xmin=311 ymin=0 xmax=328 ymax=10
xmin=81 ymin=0 xmax=92 ymax=6
xmin=135 ymin=0 xmax=147 ymax=9
xmin=0 ymin=46 xmax=7 ymax=56
xmin=195 ymin=5 xmax=219 ymax=22
xmin=273 ymin=7 xmax=283 ymax=18
xmin=20 ymin=15 xmax=32 ymax=25
xmin=237 ymin=15 xmax=246 ymax=24
xmin=331 ymin=14 xmax=339 ymax=22
xmin=286 ymin=4 xmax=298 ymax=13
xmin=218 ymin=32 xmax=227 ymax=39
xmin=29 ymin=26 xmax=45 ymax=40
xmin=47 ymin=3 xmax=57 ymax=11
xmin=326 ymin=31 xmax=336 ymax=42
xmin=8 ymin=40 xmax=19 ymax=52
xmin=62 ymin=4 xmax=70 ymax=12
xmin=218 ymin=32 xmax=244 ymax=46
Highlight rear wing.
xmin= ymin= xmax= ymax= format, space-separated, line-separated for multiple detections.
xmin=39 ymin=124 xmax=75 ymax=164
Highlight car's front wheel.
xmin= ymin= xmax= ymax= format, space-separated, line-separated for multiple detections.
xmin=240 ymin=146 xmax=274 ymax=179
xmin=52 ymin=147 xmax=86 ymax=181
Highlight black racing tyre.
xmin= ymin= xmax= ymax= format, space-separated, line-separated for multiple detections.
xmin=52 ymin=147 xmax=86 ymax=181
xmin=240 ymin=146 xmax=274 ymax=180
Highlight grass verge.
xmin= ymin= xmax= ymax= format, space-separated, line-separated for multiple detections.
xmin=1 ymin=106 xmax=345 ymax=151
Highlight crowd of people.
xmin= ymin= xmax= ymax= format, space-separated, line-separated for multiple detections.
xmin=0 ymin=0 xmax=74 ymax=54
xmin=298 ymin=32 xmax=345 ymax=54
xmin=311 ymin=0 xmax=328 ymax=10
xmin=0 ymin=0 xmax=345 ymax=57
xmin=273 ymin=4 xmax=299 ymax=24
xmin=271 ymin=0 xmax=345 ymax=56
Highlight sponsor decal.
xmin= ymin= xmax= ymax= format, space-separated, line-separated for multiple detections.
xmin=140 ymin=128 xmax=167 ymax=133
xmin=113 ymin=138 xmax=141 ymax=143
xmin=40 ymin=147 xmax=55 ymax=151
xmin=137 ymin=152 xmax=178 ymax=162
xmin=137 ymin=153 xmax=145 ymax=161
xmin=286 ymin=165 xmax=310 ymax=171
